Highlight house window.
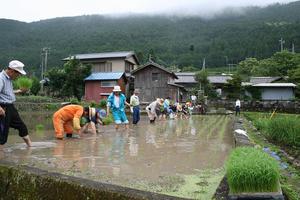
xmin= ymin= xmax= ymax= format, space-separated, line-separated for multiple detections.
xmin=152 ymin=73 xmax=159 ymax=81
xmin=93 ymin=62 xmax=112 ymax=72
xmin=125 ymin=62 xmax=133 ymax=73
xmin=101 ymin=80 xmax=117 ymax=87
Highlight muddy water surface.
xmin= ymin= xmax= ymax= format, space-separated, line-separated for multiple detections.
xmin=2 ymin=112 xmax=234 ymax=199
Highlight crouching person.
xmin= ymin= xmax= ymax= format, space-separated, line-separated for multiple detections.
xmin=53 ymin=105 xmax=89 ymax=139
xmin=146 ymin=98 xmax=164 ymax=123
xmin=81 ymin=107 xmax=105 ymax=134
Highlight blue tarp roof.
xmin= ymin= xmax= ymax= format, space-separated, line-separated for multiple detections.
xmin=84 ymin=72 xmax=124 ymax=81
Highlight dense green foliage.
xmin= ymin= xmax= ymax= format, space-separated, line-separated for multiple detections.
xmin=244 ymin=112 xmax=300 ymax=147
xmin=1 ymin=1 xmax=300 ymax=73
xmin=224 ymin=74 xmax=242 ymax=99
xmin=45 ymin=59 xmax=91 ymax=100
xmin=226 ymin=147 xmax=280 ymax=194
xmin=30 ymin=76 xmax=41 ymax=95
xmin=237 ymin=51 xmax=300 ymax=78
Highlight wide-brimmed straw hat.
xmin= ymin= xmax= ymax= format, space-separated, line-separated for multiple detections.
xmin=113 ymin=85 xmax=121 ymax=92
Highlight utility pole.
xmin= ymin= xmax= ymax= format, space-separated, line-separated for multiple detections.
xmin=279 ymin=38 xmax=285 ymax=52
xmin=42 ymin=47 xmax=50 ymax=75
xmin=40 ymin=47 xmax=50 ymax=94
xmin=292 ymin=43 xmax=295 ymax=53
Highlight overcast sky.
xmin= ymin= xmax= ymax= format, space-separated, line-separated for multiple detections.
xmin=0 ymin=0 xmax=297 ymax=22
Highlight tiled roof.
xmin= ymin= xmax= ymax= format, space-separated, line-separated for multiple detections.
xmin=63 ymin=51 xmax=136 ymax=61
xmin=174 ymin=73 xmax=197 ymax=83
xmin=175 ymin=73 xmax=232 ymax=84
xmin=250 ymin=77 xmax=281 ymax=84
xmin=131 ymin=61 xmax=178 ymax=78
xmin=207 ymin=76 xmax=232 ymax=84
xmin=84 ymin=72 xmax=124 ymax=81
xmin=253 ymin=83 xmax=296 ymax=87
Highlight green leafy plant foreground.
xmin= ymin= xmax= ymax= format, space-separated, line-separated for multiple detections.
xmin=226 ymin=147 xmax=280 ymax=194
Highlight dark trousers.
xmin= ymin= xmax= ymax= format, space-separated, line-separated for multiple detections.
xmin=235 ymin=106 xmax=240 ymax=116
xmin=0 ymin=104 xmax=28 ymax=145
xmin=132 ymin=106 xmax=140 ymax=124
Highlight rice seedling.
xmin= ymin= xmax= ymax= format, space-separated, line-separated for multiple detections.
xmin=102 ymin=114 xmax=113 ymax=125
xmin=267 ymin=116 xmax=300 ymax=147
xmin=16 ymin=77 xmax=33 ymax=90
xmin=226 ymin=147 xmax=280 ymax=194
xmin=35 ymin=124 xmax=45 ymax=136
xmin=35 ymin=124 xmax=44 ymax=131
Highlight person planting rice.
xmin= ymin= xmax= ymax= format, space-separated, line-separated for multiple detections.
xmin=146 ymin=98 xmax=164 ymax=123
xmin=106 ymin=86 xmax=130 ymax=130
xmin=81 ymin=107 xmax=105 ymax=134
xmin=53 ymin=104 xmax=89 ymax=139
xmin=0 ymin=60 xmax=32 ymax=148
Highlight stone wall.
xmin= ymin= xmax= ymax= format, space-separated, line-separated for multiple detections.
xmin=0 ymin=160 xmax=185 ymax=200
xmin=207 ymin=100 xmax=300 ymax=113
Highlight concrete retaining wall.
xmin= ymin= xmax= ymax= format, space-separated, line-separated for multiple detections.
xmin=0 ymin=161 xmax=187 ymax=200
xmin=208 ymin=100 xmax=300 ymax=113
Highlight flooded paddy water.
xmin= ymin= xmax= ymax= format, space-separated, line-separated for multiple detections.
xmin=1 ymin=112 xmax=234 ymax=199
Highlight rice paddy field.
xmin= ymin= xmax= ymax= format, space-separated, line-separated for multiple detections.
xmin=1 ymin=113 xmax=234 ymax=199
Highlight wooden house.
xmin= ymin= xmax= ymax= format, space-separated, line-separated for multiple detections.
xmin=131 ymin=62 xmax=184 ymax=103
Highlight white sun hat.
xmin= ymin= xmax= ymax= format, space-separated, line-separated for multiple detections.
xmin=113 ymin=85 xmax=121 ymax=92
xmin=8 ymin=60 xmax=26 ymax=75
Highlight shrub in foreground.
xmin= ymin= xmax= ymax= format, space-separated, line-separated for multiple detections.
xmin=226 ymin=147 xmax=280 ymax=194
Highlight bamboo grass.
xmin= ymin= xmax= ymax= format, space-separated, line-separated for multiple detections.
xmin=226 ymin=147 xmax=280 ymax=194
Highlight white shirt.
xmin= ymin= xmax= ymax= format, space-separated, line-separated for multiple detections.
xmin=235 ymin=100 xmax=241 ymax=107
xmin=191 ymin=95 xmax=197 ymax=101
xmin=114 ymin=96 xmax=120 ymax=108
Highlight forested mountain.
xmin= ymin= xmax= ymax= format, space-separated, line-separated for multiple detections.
xmin=1 ymin=1 xmax=300 ymax=75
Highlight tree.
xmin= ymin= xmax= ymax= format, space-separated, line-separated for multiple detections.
xmin=288 ymin=67 xmax=300 ymax=98
xmin=224 ymin=73 xmax=242 ymax=99
xmin=237 ymin=58 xmax=259 ymax=79
xmin=30 ymin=76 xmax=41 ymax=95
xmin=46 ymin=68 xmax=66 ymax=97
xmin=272 ymin=50 xmax=299 ymax=75
xmin=251 ymin=58 xmax=279 ymax=76
xmin=62 ymin=59 xmax=91 ymax=100
xmin=195 ymin=69 xmax=216 ymax=98
xmin=181 ymin=65 xmax=198 ymax=72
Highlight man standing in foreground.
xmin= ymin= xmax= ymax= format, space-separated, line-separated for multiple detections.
xmin=130 ymin=89 xmax=140 ymax=125
xmin=0 ymin=60 xmax=32 ymax=149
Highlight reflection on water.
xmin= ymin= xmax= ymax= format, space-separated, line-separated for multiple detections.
xmin=1 ymin=113 xmax=234 ymax=199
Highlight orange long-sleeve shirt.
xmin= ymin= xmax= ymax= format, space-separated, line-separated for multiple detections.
xmin=55 ymin=105 xmax=83 ymax=121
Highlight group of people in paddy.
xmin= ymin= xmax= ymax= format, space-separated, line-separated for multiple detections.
xmin=0 ymin=59 xmax=196 ymax=149
xmin=52 ymin=85 xmax=195 ymax=140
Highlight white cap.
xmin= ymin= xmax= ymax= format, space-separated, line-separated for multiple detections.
xmin=8 ymin=60 xmax=26 ymax=75
xmin=113 ymin=85 xmax=121 ymax=92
